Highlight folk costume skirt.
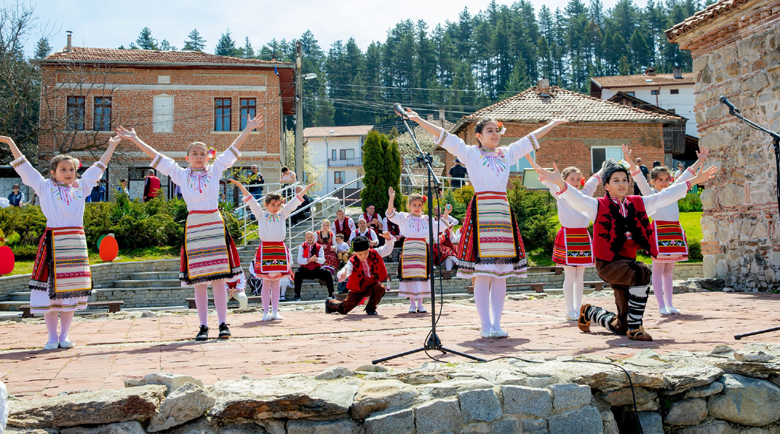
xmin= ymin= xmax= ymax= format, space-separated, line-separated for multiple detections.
xmin=29 ymin=227 xmax=91 ymax=313
xmin=456 ymin=191 xmax=528 ymax=279
xmin=180 ymin=210 xmax=242 ymax=285
xmin=552 ymin=227 xmax=595 ymax=267
xmin=397 ymin=237 xmax=432 ymax=299
xmin=254 ymin=240 xmax=292 ymax=281
xmin=652 ymin=220 xmax=688 ymax=263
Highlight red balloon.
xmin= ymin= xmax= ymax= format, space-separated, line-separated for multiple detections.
xmin=99 ymin=235 xmax=118 ymax=262
xmin=0 ymin=246 xmax=14 ymax=275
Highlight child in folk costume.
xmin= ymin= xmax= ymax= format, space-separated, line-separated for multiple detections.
xmin=433 ymin=205 xmax=459 ymax=271
xmin=401 ymin=108 xmax=568 ymax=338
xmin=386 ymin=187 xmax=451 ymax=313
xmin=116 ymin=115 xmax=261 ymax=341
xmin=1 ymin=135 xmax=121 ymax=350
xmin=230 ymin=179 xmax=315 ymax=321
xmin=326 ymin=233 xmax=396 ymax=315
xmin=625 ymin=145 xmax=710 ymax=315
xmin=533 ymin=159 xmax=716 ymax=341
xmin=533 ymin=157 xmax=603 ymax=321
xmin=363 ymin=204 xmax=387 ymax=246
xmin=226 ymin=270 xmax=248 ymax=309
xmin=333 ymin=209 xmax=356 ymax=239
xmin=316 ymin=219 xmax=340 ymax=276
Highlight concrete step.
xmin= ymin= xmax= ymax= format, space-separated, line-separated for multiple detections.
xmin=130 ymin=271 xmax=180 ymax=281
xmin=9 ymin=292 xmax=30 ymax=302
xmin=114 ymin=279 xmax=182 ymax=289
xmin=0 ymin=301 xmax=29 ymax=311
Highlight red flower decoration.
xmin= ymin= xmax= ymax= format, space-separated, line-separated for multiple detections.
xmin=580 ymin=178 xmax=586 ymax=186
xmin=422 ymin=195 xmax=427 ymax=203
xmin=208 ymin=148 xmax=217 ymax=159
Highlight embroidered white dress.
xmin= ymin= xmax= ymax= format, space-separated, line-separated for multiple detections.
xmin=243 ymin=193 xmax=302 ymax=281
xmin=436 ymin=131 xmax=536 ymax=278
xmin=387 ymin=211 xmax=448 ymax=298
xmin=11 ymin=155 xmax=106 ymax=312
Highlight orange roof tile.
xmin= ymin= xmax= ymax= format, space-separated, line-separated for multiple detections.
xmin=591 ymin=73 xmax=695 ymax=88
xmin=666 ymin=0 xmax=754 ymax=42
xmin=41 ymin=46 xmax=293 ymax=67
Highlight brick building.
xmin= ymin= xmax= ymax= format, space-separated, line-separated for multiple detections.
xmin=667 ymin=0 xmax=780 ymax=290
xmin=449 ymin=83 xmax=682 ymax=190
xmin=37 ymin=45 xmax=295 ymax=201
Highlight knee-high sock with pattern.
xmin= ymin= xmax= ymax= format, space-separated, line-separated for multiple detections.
xmin=628 ymin=285 xmax=650 ymax=329
xmin=585 ymin=304 xmax=618 ymax=332
xmin=473 ymin=275 xmax=492 ymax=334
xmin=59 ymin=311 xmax=74 ymax=343
xmin=44 ymin=311 xmax=59 ymax=345
xmin=490 ymin=277 xmax=506 ymax=331
xmin=193 ymin=284 xmax=209 ymax=327
xmin=211 ymin=279 xmax=228 ymax=325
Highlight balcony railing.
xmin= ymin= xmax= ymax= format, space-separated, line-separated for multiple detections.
xmin=328 ymin=157 xmax=362 ymax=167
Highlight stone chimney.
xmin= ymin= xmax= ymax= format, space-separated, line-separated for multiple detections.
xmin=645 ymin=66 xmax=656 ymax=76
xmin=66 ymin=31 xmax=72 ymax=52
xmin=537 ymin=79 xmax=550 ymax=97
xmin=438 ymin=109 xmax=446 ymax=128
xmin=673 ymin=66 xmax=683 ymax=79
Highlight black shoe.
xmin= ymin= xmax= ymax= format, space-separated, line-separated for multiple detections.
xmin=325 ymin=300 xmax=335 ymax=314
xmin=195 ymin=325 xmax=209 ymax=341
xmin=294 ymin=296 xmax=301 ymax=302
xmin=366 ymin=310 xmax=378 ymax=315
xmin=218 ymin=323 xmax=231 ymax=339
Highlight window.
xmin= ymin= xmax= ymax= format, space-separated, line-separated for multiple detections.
xmin=93 ymin=97 xmax=112 ymax=131
xmin=339 ymin=149 xmax=355 ymax=160
xmin=591 ymin=147 xmax=623 ymax=173
xmin=668 ymin=109 xmax=676 ymax=114
xmin=625 ymin=92 xmax=635 ymax=97
xmin=510 ymin=150 xmax=535 ymax=173
xmin=67 ymin=96 xmax=85 ymax=130
xmin=334 ymin=171 xmax=346 ymax=184
xmin=670 ymin=89 xmax=679 ymax=95
xmin=240 ymin=98 xmax=256 ymax=130
xmin=651 ymin=90 xmax=659 ymax=95
xmin=331 ymin=150 xmax=337 ymax=161
xmin=214 ymin=98 xmax=231 ymax=131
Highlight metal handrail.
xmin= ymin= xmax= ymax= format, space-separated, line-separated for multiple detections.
xmin=236 ymin=182 xmax=300 ymax=245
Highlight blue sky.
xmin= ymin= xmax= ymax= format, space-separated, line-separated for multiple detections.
xmin=23 ymin=0 xmax=648 ymax=57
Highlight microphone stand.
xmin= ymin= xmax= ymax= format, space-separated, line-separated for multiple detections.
xmin=372 ymin=113 xmax=484 ymax=364
xmin=724 ymin=103 xmax=780 ymax=340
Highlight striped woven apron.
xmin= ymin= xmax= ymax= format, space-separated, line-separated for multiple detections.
xmin=653 ymin=220 xmax=688 ymax=262
xmin=183 ymin=210 xmax=231 ymax=280
xmin=475 ymin=192 xmax=516 ymax=258
xmin=552 ymin=227 xmax=594 ymax=267
xmin=400 ymin=238 xmax=428 ymax=280
xmin=255 ymin=240 xmax=291 ymax=277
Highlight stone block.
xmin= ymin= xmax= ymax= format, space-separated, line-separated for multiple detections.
xmin=522 ymin=418 xmax=547 ymax=434
xmin=488 ymin=418 xmax=520 ymax=434
xmin=350 ymin=380 xmax=417 ymax=420
xmin=665 ymin=398 xmax=708 ymax=426
xmin=548 ymin=406 xmax=602 ymax=434
xmin=549 ymin=383 xmax=591 ymax=411
xmin=708 ymin=374 xmax=780 ymax=426
xmin=457 ymin=388 xmax=501 ymax=423
xmin=414 ymin=398 xmax=461 ymax=434
xmin=637 ymin=412 xmax=663 ymax=434
xmin=60 ymin=421 xmax=146 ymax=434
xmin=147 ymin=383 xmax=215 ymax=432
xmin=124 ymin=373 xmax=204 ymax=395
xmin=315 ymin=366 xmax=355 ymax=381
xmin=287 ymin=419 xmax=361 ymax=434
xmin=501 ymin=385 xmax=552 ymax=418
xmin=678 ymin=421 xmax=735 ymax=434
xmin=601 ymin=410 xmax=619 ymax=434
xmin=685 ymin=381 xmax=724 ymax=398
xmin=364 ymin=408 xmax=414 ymax=434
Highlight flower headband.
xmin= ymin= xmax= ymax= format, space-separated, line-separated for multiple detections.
xmin=208 ymin=147 xmax=216 ymax=159
xmin=422 ymin=195 xmax=427 ymax=203
xmin=496 ymin=121 xmax=507 ymax=135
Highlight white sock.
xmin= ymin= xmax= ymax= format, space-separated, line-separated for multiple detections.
xmin=489 ymin=277 xmax=506 ymax=331
xmin=474 ymin=276 xmax=492 ymax=334
xmin=563 ymin=266 xmax=576 ymax=314
xmin=574 ymin=267 xmax=585 ymax=311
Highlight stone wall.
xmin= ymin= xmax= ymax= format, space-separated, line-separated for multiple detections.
xmin=670 ymin=0 xmax=780 ymax=291
xmin=5 ymin=343 xmax=780 ymax=434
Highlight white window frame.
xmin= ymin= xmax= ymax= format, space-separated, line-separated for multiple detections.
xmin=510 ymin=150 xmax=535 ymax=173
xmin=591 ymin=146 xmax=623 ymax=173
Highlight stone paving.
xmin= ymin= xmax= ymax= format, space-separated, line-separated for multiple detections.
xmin=1 ymin=291 xmax=779 ymax=400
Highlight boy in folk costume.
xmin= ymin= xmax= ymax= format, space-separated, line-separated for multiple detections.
xmin=333 ymin=209 xmax=356 ymax=239
xmin=326 ymin=234 xmax=395 ymax=315
xmin=295 ymin=231 xmax=336 ymax=301
xmin=1 ymin=135 xmax=121 ymax=350
xmin=624 ymin=145 xmax=710 ymax=315
xmin=386 ymin=188 xmax=451 ymax=313
xmin=229 ymin=179 xmax=315 ymax=320
xmin=400 ymin=108 xmax=568 ymax=338
xmin=532 ymin=155 xmax=603 ymax=321
xmin=533 ymin=159 xmax=717 ymax=341
xmin=116 ymin=115 xmax=262 ymax=341
xmin=350 ymin=218 xmax=379 ymax=247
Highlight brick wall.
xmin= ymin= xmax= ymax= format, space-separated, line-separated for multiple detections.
xmin=672 ymin=0 xmax=780 ymax=290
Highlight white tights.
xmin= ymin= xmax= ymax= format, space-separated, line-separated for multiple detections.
xmin=473 ymin=276 xmax=507 ymax=334
xmin=44 ymin=311 xmax=74 ymax=345
xmin=193 ymin=279 xmax=228 ymax=327
xmin=262 ymin=279 xmax=281 ymax=314
xmin=652 ymin=262 xmax=676 ymax=309
xmin=443 ymin=257 xmax=456 ymax=271
xmin=409 ymin=297 xmax=426 ymax=310
xmin=562 ymin=266 xmax=586 ymax=316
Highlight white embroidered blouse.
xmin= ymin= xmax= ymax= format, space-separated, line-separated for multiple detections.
xmin=243 ymin=194 xmax=303 ymax=243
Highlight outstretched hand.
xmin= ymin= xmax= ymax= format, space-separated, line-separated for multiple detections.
xmin=534 ymin=163 xmax=565 ymax=189
xmin=299 ymin=183 xmax=316 ymax=196
xmin=108 ymin=135 xmax=122 ymax=147
xmin=388 ymin=186 xmax=396 ymax=202
xmin=115 ymin=126 xmax=138 ymax=141
xmin=0 ymin=136 xmax=15 ymax=147
xmin=621 ymin=144 xmax=638 ymax=171
xmin=245 ymin=114 xmax=264 ymax=131
xmin=228 ymin=179 xmax=250 ymax=196
xmin=691 ymin=165 xmax=718 ymax=186
xmin=550 ymin=119 xmax=569 ymax=126
xmin=696 ymin=145 xmax=710 ymax=162
xmin=380 ymin=231 xmax=393 ymax=241
xmin=401 ymin=108 xmax=420 ymax=122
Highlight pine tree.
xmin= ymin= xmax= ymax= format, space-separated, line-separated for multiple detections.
xmin=630 ymin=28 xmax=651 ymax=72
xmin=501 ymin=56 xmax=530 ymax=99
xmin=619 ymin=54 xmax=630 ymax=75
xmin=360 ymin=131 xmax=402 ymax=214
xmin=136 ymin=27 xmax=158 ymax=50
xmin=183 ymin=29 xmax=206 ymax=51
xmin=159 ymin=40 xmax=177 ymax=51
xmin=242 ymin=37 xmax=254 ymax=58
xmin=215 ymin=30 xmax=238 ymax=57
xmin=34 ymin=37 xmax=52 ymax=59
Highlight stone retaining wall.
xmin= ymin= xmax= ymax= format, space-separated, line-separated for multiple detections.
xmin=4 ymin=343 xmax=780 ymax=434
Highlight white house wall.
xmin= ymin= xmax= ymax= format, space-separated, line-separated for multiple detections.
xmin=306 ymin=135 xmax=364 ymax=197
xmin=601 ymin=85 xmax=698 ymax=137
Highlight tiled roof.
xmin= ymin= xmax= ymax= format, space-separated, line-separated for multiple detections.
xmin=304 ymin=125 xmax=374 ymax=138
xmin=453 ymin=86 xmax=681 ymax=133
xmin=41 ymin=46 xmax=293 ymax=67
xmin=591 ymin=73 xmax=695 ymax=88
xmin=606 ymin=92 xmax=686 ymax=120
xmin=666 ymin=0 xmax=753 ymax=42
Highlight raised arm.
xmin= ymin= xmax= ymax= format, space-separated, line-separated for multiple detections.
xmin=115 ymin=126 xmax=157 ymax=160
xmin=0 ymin=136 xmax=24 ymax=160
xmin=644 ymin=166 xmax=718 ymax=213
xmin=2 ymin=136 xmax=44 ymax=194
xmin=581 ymin=169 xmax=603 ymax=197
xmin=533 ymin=162 xmax=598 ymax=221
xmin=401 ymin=108 xmax=445 ymax=137
xmin=386 ymin=187 xmax=397 ymax=218
xmin=376 ymin=232 xmax=396 ymax=257
xmin=230 ymin=114 xmax=264 ymax=151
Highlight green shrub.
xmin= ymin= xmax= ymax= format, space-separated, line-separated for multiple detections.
xmin=679 ymin=190 xmax=703 ymax=212
xmin=687 ymin=239 xmax=702 ymax=261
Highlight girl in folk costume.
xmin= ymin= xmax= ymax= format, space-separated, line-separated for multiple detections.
xmin=533 ymin=159 xmax=716 ymax=341
xmin=532 ymin=156 xmax=603 ymax=321
xmin=386 ymin=188 xmax=451 ymax=313
xmin=333 ymin=209 xmax=356 ymax=239
xmin=316 ymin=219 xmax=340 ymax=275
xmin=1 ymin=135 xmax=121 ymax=350
xmin=401 ymin=108 xmax=568 ymax=338
xmin=230 ymin=179 xmax=315 ymax=321
xmin=624 ymin=145 xmax=710 ymax=315
xmin=116 ymin=115 xmax=262 ymax=341
xmin=226 ymin=270 xmax=248 ymax=309
xmin=433 ymin=205 xmax=459 ymax=271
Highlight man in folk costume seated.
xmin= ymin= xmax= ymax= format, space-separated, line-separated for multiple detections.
xmin=363 ymin=204 xmax=387 ymax=246
xmin=333 ymin=208 xmax=356 ymax=239
xmin=532 ymin=158 xmax=716 ymax=341
xmin=294 ymin=231 xmax=335 ymax=301
xmin=326 ymin=234 xmax=395 ymax=316
xmin=350 ymin=218 xmax=378 ymax=247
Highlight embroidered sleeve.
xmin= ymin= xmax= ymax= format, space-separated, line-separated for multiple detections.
xmin=10 ymin=155 xmax=44 ymax=195
xmin=581 ymin=172 xmax=601 ymax=197
xmin=338 ymin=261 xmax=354 ymax=280
xmin=213 ymin=145 xmax=242 ymax=175
xmin=558 ymin=185 xmax=599 ymax=221
xmin=244 ymin=195 xmax=264 ymax=220
xmin=630 ymin=168 xmax=642 ymax=177
xmin=555 ymin=183 xmax=568 ymax=197
xmin=151 ymin=153 xmax=187 ymax=186
xmin=376 ymin=238 xmax=396 ymax=257
xmin=434 ymin=129 xmax=447 ymax=146
xmin=685 ymin=181 xmax=692 ymax=191
xmin=672 ymin=166 xmax=697 ymax=186
xmin=506 ymin=134 xmax=535 ymax=165
xmin=542 ymin=180 xmax=561 ymax=198
xmin=438 ymin=131 xmax=469 ymax=162
xmin=642 ymin=182 xmax=689 ymax=215
xmin=81 ymin=161 xmax=108 ymax=192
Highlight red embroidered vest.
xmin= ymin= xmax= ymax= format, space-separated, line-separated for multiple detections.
xmin=301 ymin=242 xmax=322 ymax=270
xmin=346 ymin=249 xmax=387 ymax=292
xmin=593 ymin=195 xmax=658 ymax=261
xmin=364 ymin=212 xmax=382 ymax=234
xmin=386 ymin=219 xmax=400 ymax=236
xmin=353 ymin=228 xmax=372 ymax=240
xmin=334 ymin=218 xmax=352 ymax=237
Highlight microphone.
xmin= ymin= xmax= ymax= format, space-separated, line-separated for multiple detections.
xmin=393 ymin=103 xmax=407 ymax=117
xmin=719 ymin=96 xmax=740 ymax=113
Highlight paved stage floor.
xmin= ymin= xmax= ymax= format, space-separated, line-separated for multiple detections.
xmin=2 ymin=291 xmax=779 ymax=399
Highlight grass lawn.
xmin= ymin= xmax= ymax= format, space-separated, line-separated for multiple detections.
xmin=528 ymin=211 xmax=703 ymax=267
xmin=5 ymin=246 xmax=181 ymax=277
